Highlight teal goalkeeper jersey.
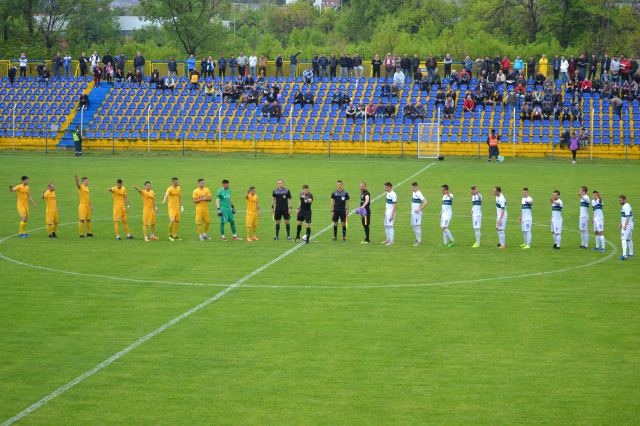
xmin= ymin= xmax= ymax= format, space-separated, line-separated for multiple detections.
xmin=217 ymin=188 xmax=232 ymax=210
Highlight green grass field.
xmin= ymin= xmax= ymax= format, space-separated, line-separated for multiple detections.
xmin=1 ymin=152 xmax=639 ymax=425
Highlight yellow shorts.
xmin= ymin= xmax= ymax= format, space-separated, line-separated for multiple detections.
xmin=113 ymin=206 xmax=127 ymax=222
xmin=79 ymin=204 xmax=91 ymax=221
xmin=17 ymin=204 xmax=29 ymax=218
xmin=143 ymin=209 xmax=156 ymax=226
xmin=46 ymin=212 xmax=58 ymax=225
xmin=196 ymin=210 xmax=210 ymax=224
xmin=169 ymin=208 xmax=180 ymax=222
xmin=246 ymin=213 xmax=258 ymax=227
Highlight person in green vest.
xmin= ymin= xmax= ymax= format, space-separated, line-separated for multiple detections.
xmin=73 ymin=125 xmax=82 ymax=157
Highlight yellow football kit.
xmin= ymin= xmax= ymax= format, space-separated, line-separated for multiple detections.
xmin=167 ymin=186 xmax=181 ymax=221
xmin=142 ymin=190 xmax=156 ymax=225
xmin=245 ymin=193 xmax=258 ymax=226
xmin=78 ymin=185 xmax=91 ymax=220
xmin=15 ymin=184 xmax=30 ymax=218
xmin=44 ymin=190 xmax=58 ymax=225
xmin=111 ymin=186 xmax=127 ymax=222
xmin=193 ymin=187 xmax=211 ymax=224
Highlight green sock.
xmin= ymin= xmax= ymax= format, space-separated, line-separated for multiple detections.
xmin=220 ymin=223 xmax=225 ymax=236
xmin=230 ymin=222 xmax=237 ymax=235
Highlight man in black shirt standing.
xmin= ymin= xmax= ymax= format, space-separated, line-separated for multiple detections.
xmin=331 ymin=180 xmax=350 ymax=242
xmin=359 ymin=182 xmax=371 ymax=243
xmin=271 ymin=179 xmax=293 ymax=240
xmin=296 ymin=185 xmax=313 ymax=244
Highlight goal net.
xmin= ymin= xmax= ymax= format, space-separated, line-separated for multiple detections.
xmin=417 ymin=110 xmax=440 ymax=158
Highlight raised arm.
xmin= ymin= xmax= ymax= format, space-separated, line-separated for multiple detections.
xmin=42 ymin=189 xmax=47 ymax=199
xmin=74 ymin=175 xmax=81 ymax=188
xmin=9 ymin=185 xmax=16 ymax=192
xmin=132 ymin=186 xmax=142 ymax=194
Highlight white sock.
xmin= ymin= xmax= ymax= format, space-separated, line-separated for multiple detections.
xmin=445 ymin=229 xmax=453 ymax=242
xmin=595 ymin=234 xmax=600 ymax=248
xmin=151 ymin=234 xmax=154 ymax=237
xmin=600 ymin=235 xmax=605 ymax=249
xmin=585 ymin=231 xmax=589 ymax=247
xmin=628 ymin=240 xmax=633 ymax=255
xmin=443 ymin=230 xmax=448 ymax=244
xmin=388 ymin=226 xmax=394 ymax=243
xmin=526 ymin=231 xmax=532 ymax=246
xmin=414 ymin=226 xmax=421 ymax=242
xmin=556 ymin=234 xmax=561 ymax=247
xmin=475 ymin=228 xmax=481 ymax=244
xmin=221 ymin=234 xmax=225 ymax=239
xmin=622 ymin=239 xmax=627 ymax=256
xmin=384 ymin=227 xmax=389 ymax=241
xmin=522 ymin=231 xmax=527 ymax=244
xmin=498 ymin=230 xmax=505 ymax=246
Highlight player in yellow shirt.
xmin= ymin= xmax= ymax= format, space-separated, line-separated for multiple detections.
xmin=133 ymin=181 xmax=159 ymax=242
xmin=108 ymin=179 xmax=134 ymax=240
xmin=75 ymin=175 xmax=93 ymax=238
xmin=245 ymin=186 xmax=261 ymax=241
xmin=42 ymin=183 xmax=59 ymax=239
xmin=162 ymin=177 xmax=184 ymax=241
xmin=9 ymin=175 xmax=37 ymax=238
xmin=193 ymin=179 xmax=212 ymax=241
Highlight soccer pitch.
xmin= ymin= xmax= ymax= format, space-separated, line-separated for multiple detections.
xmin=0 ymin=152 xmax=638 ymax=425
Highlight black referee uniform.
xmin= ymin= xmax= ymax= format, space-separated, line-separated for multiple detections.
xmin=272 ymin=186 xmax=292 ymax=239
xmin=331 ymin=189 xmax=350 ymax=240
xmin=360 ymin=188 xmax=371 ymax=242
xmin=296 ymin=191 xmax=313 ymax=244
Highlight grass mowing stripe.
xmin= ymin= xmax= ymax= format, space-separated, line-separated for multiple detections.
xmin=0 ymin=162 xmax=437 ymax=426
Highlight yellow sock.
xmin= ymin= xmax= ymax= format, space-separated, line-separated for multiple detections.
xmin=169 ymin=222 xmax=174 ymax=236
xmin=115 ymin=222 xmax=120 ymax=237
xmin=173 ymin=222 xmax=179 ymax=237
xmin=151 ymin=224 xmax=155 ymax=235
xmin=253 ymin=224 xmax=257 ymax=238
xmin=123 ymin=220 xmax=130 ymax=235
xmin=53 ymin=223 xmax=57 ymax=233
xmin=86 ymin=221 xmax=91 ymax=234
xmin=204 ymin=223 xmax=210 ymax=234
xmin=20 ymin=222 xmax=27 ymax=234
xmin=47 ymin=224 xmax=52 ymax=236
xmin=198 ymin=223 xmax=203 ymax=236
xmin=247 ymin=227 xmax=251 ymax=240
xmin=143 ymin=225 xmax=148 ymax=238
xmin=79 ymin=222 xmax=84 ymax=235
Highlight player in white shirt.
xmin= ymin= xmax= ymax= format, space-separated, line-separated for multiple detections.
xmin=518 ymin=187 xmax=533 ymax=249
xmin=578 ymin=186 xmax=590 ymax=249
xmin=591 ymin=190 xmax=606 ymax=252
xmin=549 ymin=190 xmax=563 ymax=249
xmin=439 ymin=184 xmax=454 ymax=247
xmin=618 ymin=195 xmax=634 ymax=260
xmin=410 ymin=182 xmax=428 ymax=246
xmin=382 ymin=182 xmax=397 ymax=246
xmin=470 ymin=186 xmax=482 ymax=247
xmin=493 ymin=186 xmax=507 ymax=248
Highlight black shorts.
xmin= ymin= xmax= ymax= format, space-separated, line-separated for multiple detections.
xmin=361 ymin=211 xmax=371 ymax=226
xmin=332 ymin=209 xmax=347 ymax=223
xmin=297 ymin=210 xmax=312 ymax=224
xmin=274 ymin=206 xmax=290 ymax=221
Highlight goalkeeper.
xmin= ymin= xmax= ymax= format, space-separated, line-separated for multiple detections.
xmin=216 ymin=179 xmax=242 ymax=241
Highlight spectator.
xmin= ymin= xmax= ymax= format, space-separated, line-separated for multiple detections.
xmin=380 ymin=82 xmax=391 ymax=98
xmin=570 ymin=131 xmax=579 ymax=163
xmin=394 ymin=68 xmax=405 ymax=88
xmin=501 ymin=56 xmax=511 ymax=73
xmin=105 ymin=62 xmax=114 ymax=85
xmin=114 ymin=69 xmax=125 ymax=84
xmin=318 ymin=53 xmax=328 ymax=78
xmin=539 ymin=54 xmax=548 ymax=77
xmin=534 ymin=71 xmax=545 ymax=86
xmin=520 ymin=103 xmax=532 ymax=121
xmin=542 ymin=102 xmax=552 ymax=120
xmin=339 ymin=53 xmax=349 ymax=78
xmin=580 ymin=128 xmax=590 ymax=150
xmin=275 ymin=53 xmax=284 ymax=78
xmin=218 ymin=54 xmax=227 ymax=77
xmin=168 ymin=56 xmax=178 ymax=77
xmin=558 ymin=129 xmax=570 ymax=149
xmin=303 ymin=67 xmax=313 ymax=84
xmin=549 ymin=54 xmax=559 ymax=81
xmin=353 ymin=52 xmax=364 ymax=80
xmin=383 ymin=53 xmax=395 ymax=79
xmin=94 ymin=64 xmax=102 ymax=88
xmin=532 ymin=105 xmax=542 ymax=121
xmin=165 ymin=73 xmax=176 ymax=91
xmin=443 ymin=53 xmax=452 ymax=78
xmin=115 ymin=53 xmax=127 ymax=75
xmin=89 ymin=51 xmax=100 ymax=75
xmin=484 ymin=55 xmax=493 ymax=74
xmin=495 ymin=69 xmax=505 ymax=84
xmin=505 ymin=89 xmax=517 ymax=115
xmin=461 ymin=55 xmax=473 ymax=76
xmin=610 ymin=56 xmax=620 ymax=76
xmin=78 ymin=92 xmax=90 ymax=108
xmin=578 ymin=54 xmax=588 ymax=80
xmin=493 ymin=54 xmax=502 ymax=72
xmin=331 ymin=89 xmax=344 ymax=108
xmin=63 ymin=52 xmax=72 ymax=79
xmin=493 ymin=90 xmax=503 ymax=107
xmin=38 ymin=66 xmax=50 ymax=82
xmin=400 ymin=54 xmax=411 ymax=80
xmin=588 ymin=54 xmax=598 ymax=80
xmin=7 ymin=66 xmax=17 ymax=84
xmin=19 ymin=52 xmax=27 ymax=79
xmin=601 ymin=53 xmax=611 ymax=77
xmin=246 ymin=53 xmax=257 ymax=77
xmin=346 ymin=102 xmax=357 ymax=120
xmin=312 ymin=54 xmax=320 ymax=77
xmin=434 ymin=88 xmax=446 ymax=107
xmin=420 ymin=74 xmax=431 ymax=91
xmin=403 ymin=101 xmax=415 ymax=121
xmin=290 ymin=50 xmax=302 ymax=77
xmin=475 ymin=56 xmax=484 ymax=79
xmin=426 ymin=55 xmax=438 ymax=80
xmin=592 ymin=77 xmax=602 ymax=94
xmin=611 ymin=96 xmax=623 ymax=115
xmin=200 ymin=56 xmax=207 ymax=75
xmin=543 ymin=76 xmax=554 ymax=93
xmin=272 ymin=101 xmax=282 ymax=120
xmin=432 ymin=68 xmax=441 ymax=87
xmin=346 ymin=53 xmax=354 ymax=78
xmin=329 ymin=53 xmax=339 ymax=78
xmin=51 ymin=52 xmax=62 ymax=77
xmin=559 ymin=56 xmax=569 ymax=82
xmin=443 ymin=97 xmax=455 ymax=119
xmin=412 ymin=54 xmax=422 ymax=78
xmin=204 ymin=82 xmax=215 ymax=98
xmin=568 ymin=54 xmax=576 ymax=76
xmin=414 ymin=102 xmax=425 ymax=121
xmin=261 ymin=101 xmax=273 ymax=119
xmin=460 ymin=69 xmax=470 ymax=84
xmin=245 ymin=74 xmax=255 ymax=88
xmin=372 ymin=55 xmax=382 ymax=79
xmin=255 ymin=75 xmax=266 ymax=91
xmin=413 ymin=68 xmax=423 ymax=85
xmin=234 ymin=75 xmax=245 ymax=91
xmin=150 ymin=67 xmax=161 ymax=85
xmin=621 ymin=82 xmax=630 ymax=101
xmin=258 ymin=54 xmax=268 ymax=77
xmin=125 ymin=70 xmax=134 ymax=83
xmin=526 ymin=55 xmax=536 ymax=79
xmin=189 ymin=69 xmax=200 ymax=90
xmin=222 ymin=83 xmax=232 ymax=102
xmin=375 ymin=100 xmax=386 ymax=119
xmin=206 ymin=56 xmax=215 ymax=78
xmin=78 ymin=53 xmax=89 ymax=77
xmin=532 ymin=89 xmax=543 ymax=107
xmin=390 ymin=82 xmax=400 ymax=98
xmin=516 ymin=69 xmax=526 ymax=86
xmin=384 ymin=102 xmax=396 ymax=119
xmin=187 ymin=54 xmax=196 ymax=73
xmin=102 ymin=51 xmax=113 ymax=70
xmin=463 ymin=94 xmax=475 ymax=112
xmin=581 ymin=78 xmax=592 ymax=94
xmin=366 ymin=102 xmax=376 ymax=120
xmin=245 ymin=87 xmax=259 ymax=105
xmin=134 ymin=52 xmax=145 ymax=77
xmin=237 ymin=52 xmax=249 ymax=77
xmin=304 ymin=88 xmax=314 ymax=106
xmin=560 ymin=104 xmax=571 ymax=122
xmin=134 ymin=68 xmax=143 ymax=84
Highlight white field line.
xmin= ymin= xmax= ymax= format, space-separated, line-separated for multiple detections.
xmin=0 ymin=163 xmax=438 ymax=426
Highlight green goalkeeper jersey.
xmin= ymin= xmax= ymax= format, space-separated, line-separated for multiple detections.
xmin=217 ymin=188 xmax=232 ymax=210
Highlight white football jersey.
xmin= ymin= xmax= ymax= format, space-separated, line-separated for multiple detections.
xmin=441 ymin=193 xmax=453 ymax=217
xmin=580 ymin=195 xmax=590 ymax=218
xmin=495 ymin=193 xmax=507 ymax=216
xmin=385 ymin=190 xmax=397 ymax=214
xmin=592 ymin=198 xmax=603 ymax=221
xmin=521 ymin=196 xmax=533 ymax=221
xmin=412 ymin=191 xmax=425 ymax=209
xmin=552 ymin=199 xmax=563 ymax=220
xmin=621 ymin=202 xmax=634 ymax=227
xmin=472 ymin=194 xmax=482 ymax=217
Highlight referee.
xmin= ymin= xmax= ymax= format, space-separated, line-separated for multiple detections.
xmin=331 ymin=180 xmax=350 ymax=242
xmin=296 ymin=184 xmax=313 ymax=244
xmin=271 ymin=179 xmax=293 ymax=240
xmin=360 ymin=182 xmax=371 ymax=243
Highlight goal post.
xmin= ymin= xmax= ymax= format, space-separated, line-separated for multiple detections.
xmin=418 ymin=108 xmax=440 ymax=158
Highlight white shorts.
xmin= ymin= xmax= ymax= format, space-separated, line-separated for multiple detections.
xmin=521 ymin=220 xmax=532 ymax=232
xmin=472 ymin=216 xmax=482 ymax=229
xmin=593 ymin=220 xmax=604 ymax=233
xmin=384 ymin=212 xmax=394 ymax=227
xmin=411 ymin=211 xmax=422 ymax=226
xmin=440 ymin=215 xmax=451 ymax=228
xmin=579 ymin=217 xmax=589 ymax=231
xmin=496 ymin=213 xmax=507 ymax=231
xmin=621 ymin=226 xmax=633 ymax=240
xmin=551 ymin=219 xmax=563 ymax=234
